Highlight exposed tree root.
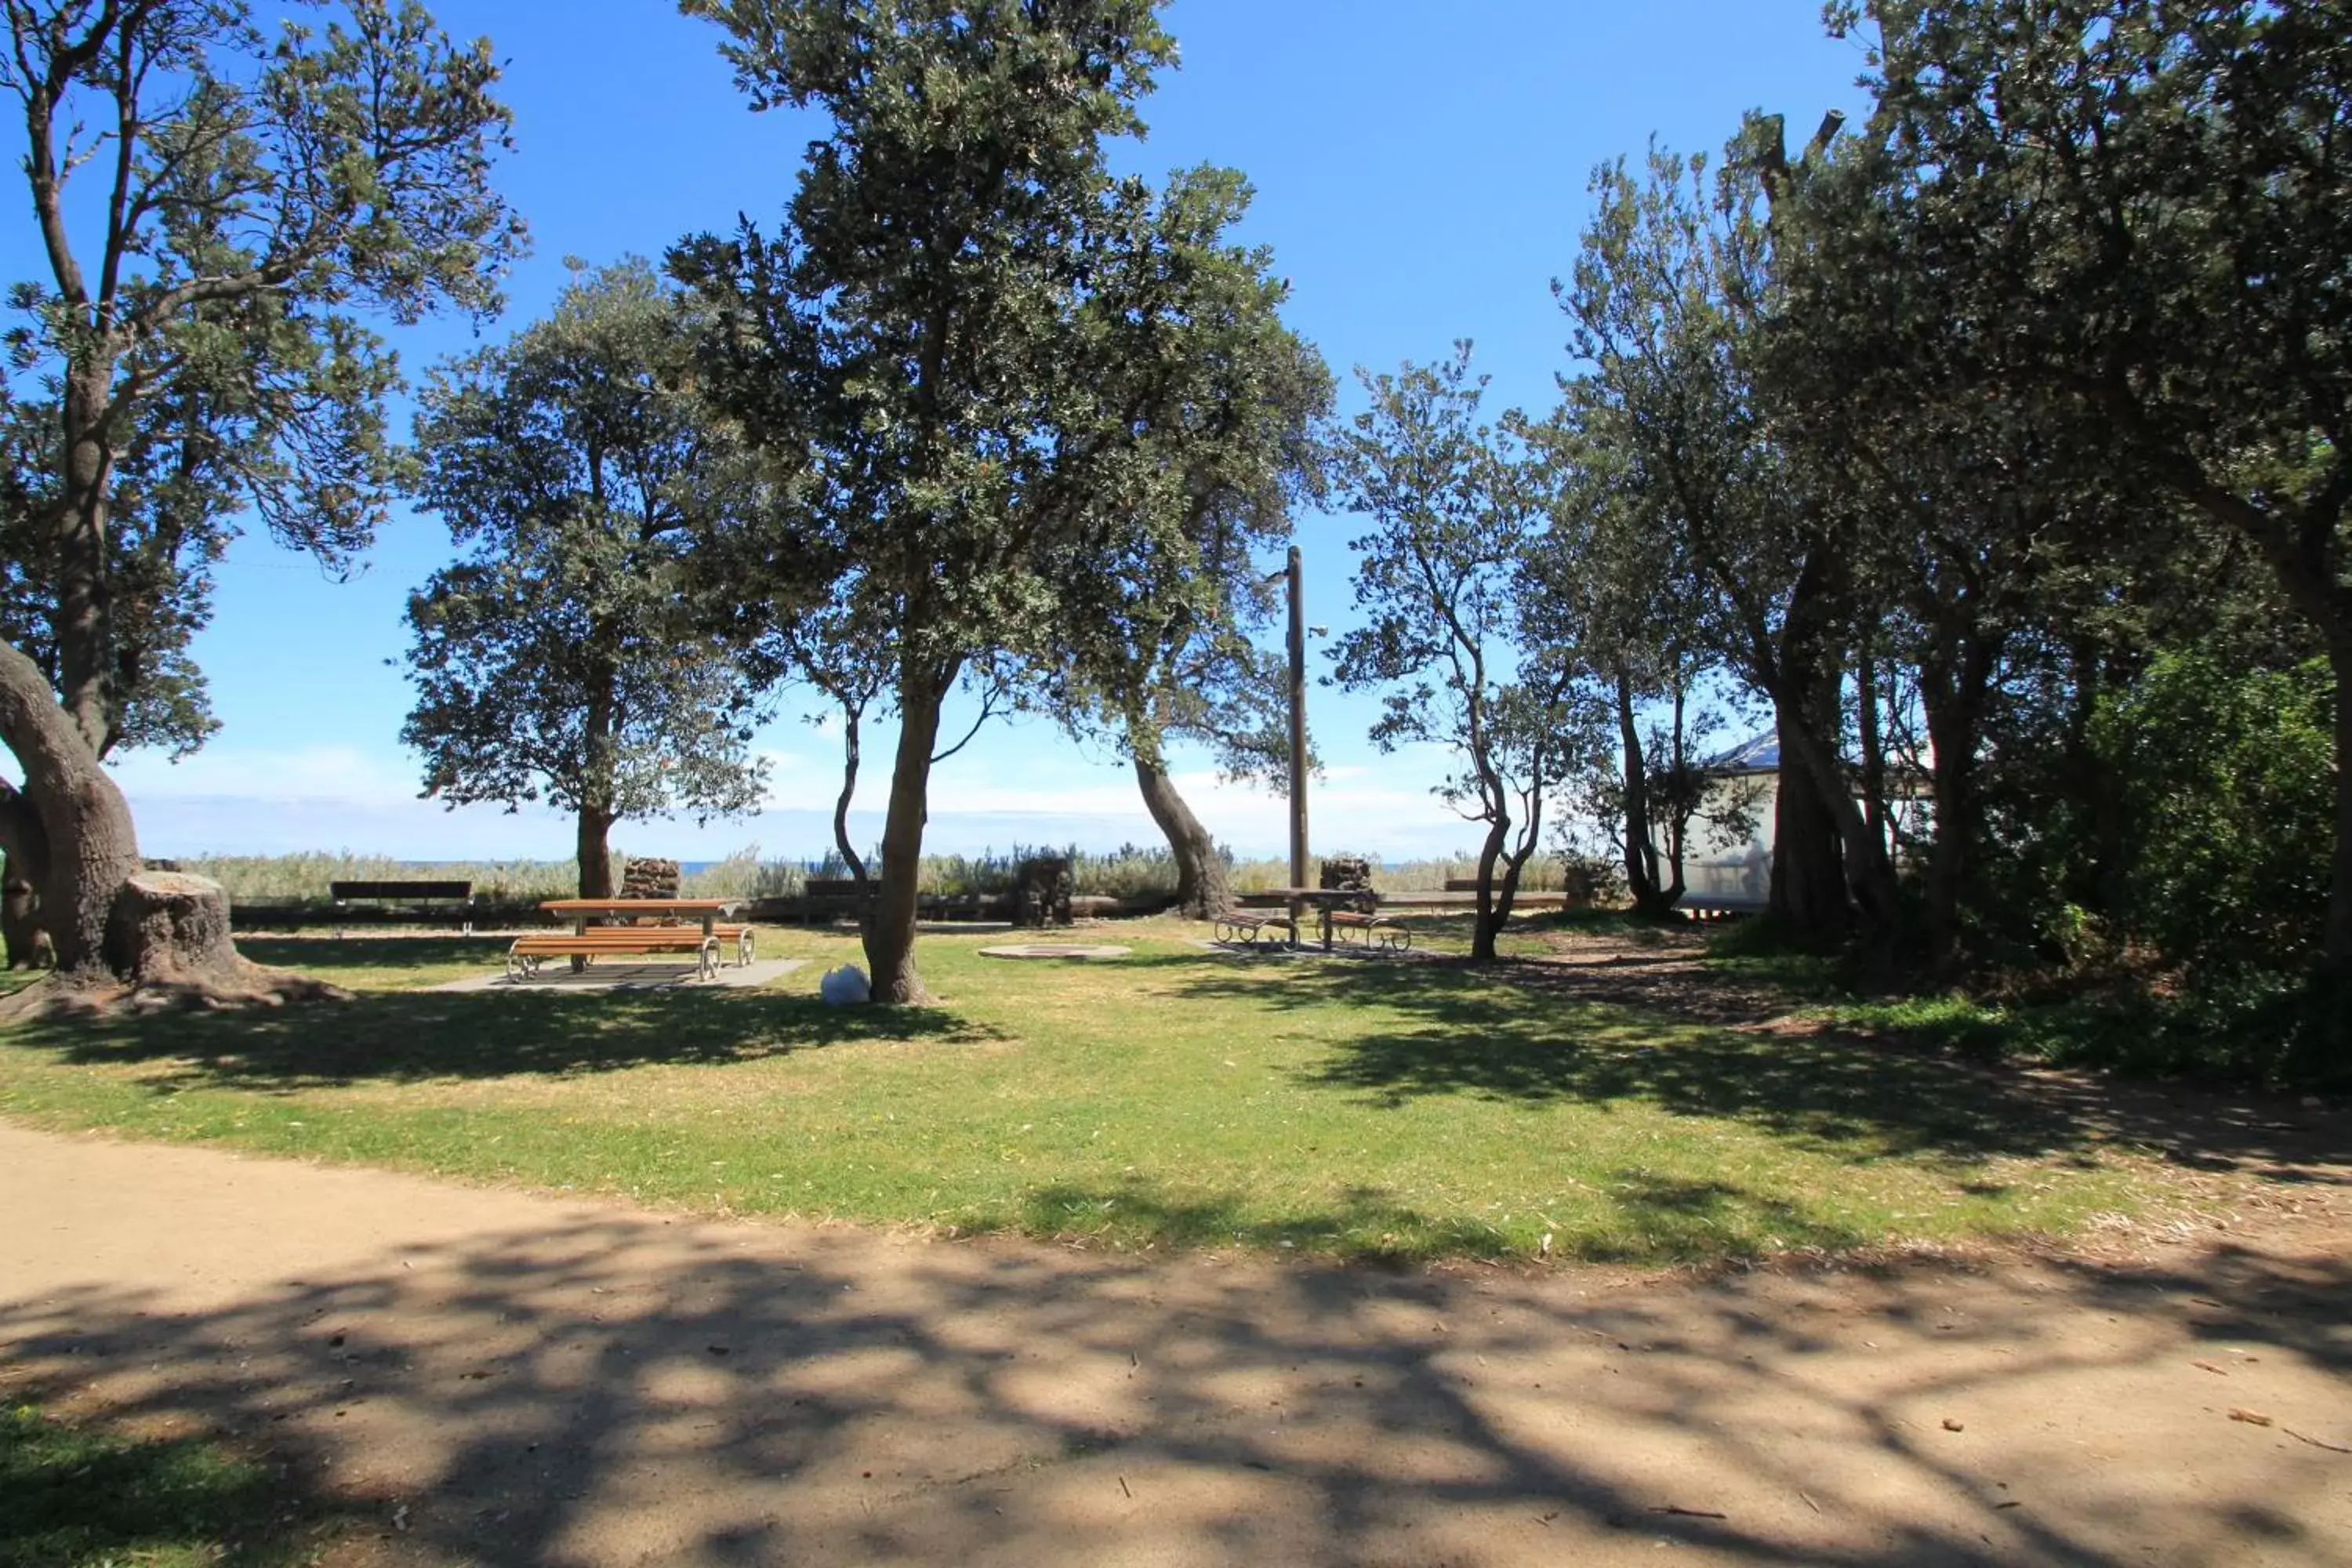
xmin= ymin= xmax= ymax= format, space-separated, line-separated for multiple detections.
xmin=0 ymin=961 xmax=352 ymax=1022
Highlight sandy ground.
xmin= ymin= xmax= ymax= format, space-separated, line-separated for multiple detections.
xmin=4 ymin=1122 xmax=2349 ymax=1566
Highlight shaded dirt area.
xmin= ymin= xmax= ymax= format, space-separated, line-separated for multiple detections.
xmin=4 ymin=1120 xmax=2348 ymax=1567
xmin=1512 ymin=919 xmax=1795 ymax=1023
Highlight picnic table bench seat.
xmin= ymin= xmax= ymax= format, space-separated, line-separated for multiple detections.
xmin=640 ymin=920 xmax=755 ymax=967
xmin=1213 ymin=909 xmax=1297 ymax=947
xmin=506 ymin=927 xmax=721 ymax=982
xmin=1327 ymin=909 xmax=1411 ymax=951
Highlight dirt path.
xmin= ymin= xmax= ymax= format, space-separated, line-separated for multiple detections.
xmin=3 ymin=1120 xmax=2347 ymax=1568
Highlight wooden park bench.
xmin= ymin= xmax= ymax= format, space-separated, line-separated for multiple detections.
xmin=1327 ymin=909 xmax=1411 ymax=951
xmin=329 ymin=879 xmax=474 ymax=934
xmin=1213 ymin=909 xmax=1296 ymax=949
xmin=506 ymin=925 xmax=720 ymax=983
xmin=801 ymin=878 xmax=869 ymax=924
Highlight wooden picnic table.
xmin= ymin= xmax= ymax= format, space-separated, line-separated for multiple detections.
xmin=531 ymin=899 xmax=744 ymax=978
xmin=539 ymin=898 xmax=739 ymax=939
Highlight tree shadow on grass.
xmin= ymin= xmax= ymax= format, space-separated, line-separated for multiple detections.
xmin=2 ymin=988 xmax=1001 ymax=1091
xmin=238 ymin=935 xmax=522 ymax=979
xmin=1164 ymin=955 xmax=2352 ymax=1176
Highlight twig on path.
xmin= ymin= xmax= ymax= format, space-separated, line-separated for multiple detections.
xmin=1650 ymin=1506 xmax=1729 ymax=1520
xmin=2285 ymin=1428 xmax=2351 ymax=1454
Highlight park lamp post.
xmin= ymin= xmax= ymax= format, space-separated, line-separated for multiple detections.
xmin=1287 ymin=546 xmax=1309 ymax=926
xmin=1265 ymin=546 xmax=1314 ymax=929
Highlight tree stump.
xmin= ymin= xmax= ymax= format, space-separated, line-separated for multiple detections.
xmin=0 ymin=870 xmax=352 ymax=1018
xmin=106 ymin=872 xmax=244 ymax=989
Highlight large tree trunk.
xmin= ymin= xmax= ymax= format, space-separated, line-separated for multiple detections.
xmin=1486 ymin=781 xmax=1547 ymax=959
xmin=576 ymin=658 xmax=622 ymax=901
xmin=0 ymin=782 xmax=53 ymax=968
xmin=1616 ymin=669 xmax=1672 ymax=919
xmin=1918 ymin=629 xmax=1997 ymax=976
xmin=1767 ymin=679 xmax=1851 ymax=937
xmin=833 ymin=699 xmax=869 ymax=884
xmin=0 ymin=852 xmax=44 ymax=969
xmin=1921 ymin=692 xmax=1975 ymax=975
xmin=56 ymin=365 xmax=119 ymax=749
xmin=0 ymin=641 xmax=320 ymax=1009
xmin=1857 ymin=644 xmax=1889 ymax=848
xmin=1657 ymin=680 xmax=1690 ymax=909
xmin=2326 ymin=634 xmax=2352 ymax=996
xmin=1780 ymin=711 xmax=1904 ymax=942
xmin=1134 ymin=750 xmax=1229 ymax=919
xmin=1470 ymin=811 xmax=1512 ymax=964
xmin=0 ymin=639 xmax=144 ymax=975
xmin=862 ymin=662 xmax=951 ymax=1004
xmin=575 ymin=802 xmax=617 ymax=900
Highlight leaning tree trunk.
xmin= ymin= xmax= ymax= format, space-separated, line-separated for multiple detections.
xmin=1766 ymin=677 xmax=1851 ymax=939
xmin=862 ymin=662 xmax=952 ymax=1005
xmin=1616 ymin=670 xmax=1673 ymax=919
xmin=1779 ymin=711 xmax=1904 ymax=942
xmin=830 ymin=698 xmax=873 ymax=936
xmin=1918 ymin=628 xmax=1998 ymax=978
xmin=1134 ymin=751 xmax=1229 ymax=919
xmin=2324 ymin=633 xmax=2352 ymax=1044
xmin=1469 ymin=811 xmax=1512 ymax=965
xmin=0 ymin=638 xmax=147 ymax=975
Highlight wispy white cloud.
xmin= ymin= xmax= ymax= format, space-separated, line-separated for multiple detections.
xmin=109 ymin=744 xmax=425 ymax=808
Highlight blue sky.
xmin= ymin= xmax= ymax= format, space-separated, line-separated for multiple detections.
xmin=18 ymin=0 xmax=1867 ymax=866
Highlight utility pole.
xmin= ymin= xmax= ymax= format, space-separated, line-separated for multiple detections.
xmin=1287 ymin=545 xmax=1309 ymax=920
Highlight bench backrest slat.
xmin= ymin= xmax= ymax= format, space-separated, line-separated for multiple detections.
xmin=331 ymin=880 xmax=472 ymax=901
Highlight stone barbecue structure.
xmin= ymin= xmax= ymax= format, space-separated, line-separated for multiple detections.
xmin=620 ymin=857 xmax=683 ymax=902
xmin=1012 ymin=857 xmax=1075 ymax=928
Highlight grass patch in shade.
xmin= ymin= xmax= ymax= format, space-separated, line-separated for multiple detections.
xmin=0 ymin=1402 xmax=336 ymax=1567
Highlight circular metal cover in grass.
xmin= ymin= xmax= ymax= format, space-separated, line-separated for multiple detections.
xmin=976 ymin=943 xmax=1133 ymax=961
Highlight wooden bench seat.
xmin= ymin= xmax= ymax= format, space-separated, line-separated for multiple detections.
xmin=1327 ymin=910 xmax=1411 ymax=951
xmin=1214 ymin=910 xmax=1296 ymax=947
xmin=506 ymin=927 xmax=720 ymax=982
xmin=633 ymin=920 xmax=757 ymax=967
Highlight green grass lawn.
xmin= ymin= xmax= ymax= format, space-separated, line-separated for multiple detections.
xmin=0 ymin=919 xmax=2182 ymax=1265
xmin=0 ymin=1401 xmax=335 ymax=1567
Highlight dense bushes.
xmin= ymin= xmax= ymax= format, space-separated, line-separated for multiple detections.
xmin=2091 ymin=655 xmax=2335 ymax=981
